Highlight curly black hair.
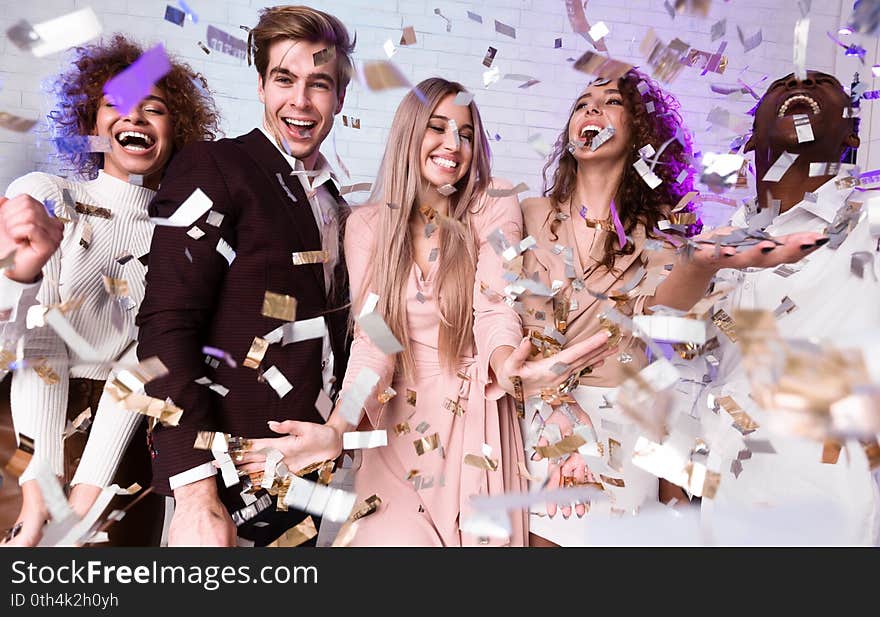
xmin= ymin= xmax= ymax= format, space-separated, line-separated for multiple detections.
xmin=48 ymin=34 xmax=221 ymax=179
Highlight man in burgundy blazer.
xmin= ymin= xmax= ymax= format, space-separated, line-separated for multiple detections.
xmin=137 ymin=6 xmax=355 ymax=546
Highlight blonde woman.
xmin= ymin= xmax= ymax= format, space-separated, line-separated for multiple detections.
xmin=235 ymin=77 xmax=615 ymax=546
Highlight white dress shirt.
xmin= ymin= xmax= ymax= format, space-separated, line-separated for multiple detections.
xmin=702 ymin=173 xmax=880 ymax=544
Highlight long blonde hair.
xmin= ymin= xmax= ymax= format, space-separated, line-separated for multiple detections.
xmin=359 ymin=77 xmax=491 ymax=376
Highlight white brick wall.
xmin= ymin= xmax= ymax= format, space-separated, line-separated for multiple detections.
xmin=0 ymin=0 xmax=872 ymax=228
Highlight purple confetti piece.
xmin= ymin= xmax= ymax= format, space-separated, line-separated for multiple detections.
xmin=862 ymin=89 xmax=880 ymax=100
xmin=202 ymin=346 xmax=237 ymax=368
xmin=103 ymin=44 xmax=172 ymax=117
xmin=609 ymin=200 xmax=628 ymax=249
xmin=579 ymin=205 xmax=588 ymax=219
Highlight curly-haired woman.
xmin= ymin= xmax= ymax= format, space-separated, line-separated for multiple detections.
xmin=518 ymin=70 xmax=820 ymax=546
xmin=1 ymin=34 xmax=220 ymax=546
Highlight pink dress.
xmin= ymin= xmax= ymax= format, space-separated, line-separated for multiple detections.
xmin=340 ymin=189 xmax=528 ymax=547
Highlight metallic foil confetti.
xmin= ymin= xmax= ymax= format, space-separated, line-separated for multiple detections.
xmin=483 ymin=46 xmax=497 ymax=68
xmin=792 ymin=114 xmax=814 ymax=143
xmin=356 ymin=292 xmax=404 ymax=355
xmin=400 ymin=26 xmax=417 ymax=45
xmin=415 ymin=421 xmax=430 ymax=434
xmin=186 ymin=226 xmax=205 ymax=240
xmin=79 ymin=222 xmax=93 ymax=250
xmin=464 ymin=453 xmax=499 ymax=471
xmin=487 ymin=182 xmax=529 ymax=198
xmin=151 ymin=187 xmax=213 ymax=227
xmin=714 ymin=395 xmax=759 ymax=435
xmin=263 ymin=365 xmax=293 ymax=398
xmin=339 ymin=368 xmax=380 ymax=425
xmin=339 ymin=182 xmax=372 ymax=196
xmin=737 ymin=26 xmax=763 ymax=52
xmin=377 ymin=386 xmax=397 ymax=404
xmin=414 ymin=433 xmax=440 ymax=455
xmin=164 ymin=5 xmax=185 ymax=26
xmin=633 ymin=158 xmax=662 ymax=189
xmin=821 ymin=439 xmax=843 ymax=464
xmin=262 ymin=291 xmax=297 ymax=322
xmin=291 ymin=250 xmax=329 ymax=266
xmin=283 ymin=475 xmax=356 ymax=523
xmin=313 ymin=46 xmax=336 ymax=67
xmin=197 ymin=41 xmax=210 ymax=54
xmin=0 ymin=111 xmax=37 ymax=132
xmin=343 ymin=430 xmax=388 ymax=449
xmin=534 ymin=434 xmax=587 ymax=459
xmin=394 ymin=422 xmax=411 ymax=435
xmin=25 ymin=8 xmax=102 ymax=58
xmin=762 ymin=151 xmax=799 ymax=182
xmin=103 ymin=44 xmax=171 ymax=117
xmin=573 ymin=51 xmax=633 ymax=80
xmin=851 ymin=252 xmax=876 ymax=279
xmin=3 ymin=433 xmax=34 ymax=478
xmin=495 ymin=19 xmax=516 ymax=39
xmin=266 ymin=516 xmax=317 ymax=547
xmin=590 ymin=125 xmax=616 ymax=151
xmin=101 ymin=274 xmax=129 ymax=297
xmin=5 ymin=19 xmax=41 ymax=51
xmin=453 ymin=91 xmax=474 ymax=106
xmin=443 ymin=397 xmax=465 ymax=416
xmin=793 ymin=18 xmax=810 ymax=81
xmin=437 ymin=183 xmax=457 ymax=196
xmin=362 ymin=60 xmax=410 ymax=91
xmin=433 ymin=7 xmax=452 ymax=32
xmin=406 ymin=389 xmax=417 ymax=406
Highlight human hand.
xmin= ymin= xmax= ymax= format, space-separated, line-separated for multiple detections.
xmin=689 ymin=226 xmax=828 ymax=273
xmin=532 ymin=409 xmax=595 ymax=519
xmin=235 ymin=420 xmax=343 ymax=476
xmin=0 ymin=194 xmax=64 ymax=283
xmin=498 ymin=331 xmax=617 ymax=399
xmin=169 ymin=478 xmax=236 ymax=547
xmin=1 ymin=480 xmax=48 ymax=547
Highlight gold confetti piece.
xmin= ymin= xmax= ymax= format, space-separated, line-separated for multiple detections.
xmin=313 ymin=46 xmax=336 ymax=67
xmin=863 ymin=439 xmax=880 ymax=470
xmin=266 ymin=516 xmax=317 ymax=547
xmin=711 ymin=308 xmax=737 ymax=342
xmin=517 ymin=461 xmax=541 ymax=482
xmin=339 ymin=182 xmax=372 ymax=196
xmin=599 ymin=474 xmax=625 ymax=488
xmin=101 ymin=274 xmax=129 ymax=297
xmin=608 ymin=438 xmax=623 ymax=472
xmin=443 ymin=397 xmax=464 ymax=416
xmin=0 ymin=111 xmax=38 ymax=132
xmin=119 ymin=393 xmax=182 ymax=426
xmin=74 ymin=201 xmax=112 ymax=219
xmin=377 ymin=386 xmax=397 ymax=404
xmin=487 ymin=182 xmax=528 ymax=198
xmin=406 ymin=469 xmax=419 ymax=481
xmin=393 ymin=422 xmax=411 ymax=436
xmin=33 ymin=359 xmax=60 ymax=385
xmin=464 ymin=453 xmax=499 ymax=471
xmin=534 ymin=434 xmax=586 ymax=459
xmin=318 ymin=460 xmax=335 ymax=486
xmin=262 ymin=291 xmax=297 ymax=322
xmin=482 ymin=46 xmax=497 ymax=68
xmin=400 ymin=25 xmax=416 ymax=45
xmin=573 ymin=50 xmax=633 ymax=81
xmin=79 ymin=221 xmax=92 ymax=249
xmin=821 ymin=439 xmax=843 ymax=464
xmin=331 ymin=520 xmax=360 ymax=547
xmin=406 ymin=389 xmax=417 ymax=406
xmin=242 ymin=336 xmax=269 ymax=369
xmin=3 ymin=433 xmax=34 ymax=478
xmin=62 ymin=407 xmax=92 ymax=442
xmin=292 ymin=251 xmax=330 ymax=266
xmin=413 ymin=432 xmax=440 ymax=455
xmin=350 ymin=494 xmax=382 ymax=522
xmin=362 ymin=60 xmax=410 ymax=91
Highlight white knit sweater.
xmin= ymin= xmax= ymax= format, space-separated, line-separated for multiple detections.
xmin=3 ymin=171 xmax=155 ymax=486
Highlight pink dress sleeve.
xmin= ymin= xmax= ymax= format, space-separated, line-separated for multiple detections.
xmin=339 ymin=205 xmax=395 ymax=428
xmin=471 ymin=181 xmax=526 ymax=400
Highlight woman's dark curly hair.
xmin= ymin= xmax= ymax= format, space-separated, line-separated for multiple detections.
xmin=48 ymin=34 xmax=221 ymax=179
xmin=542 ymin=68 xmax=701 ymax=271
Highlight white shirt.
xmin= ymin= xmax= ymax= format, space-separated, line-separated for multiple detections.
xmin=702 ymin=174 xmax=880 ymax=544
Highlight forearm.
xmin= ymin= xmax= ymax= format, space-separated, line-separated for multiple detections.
xmin=647 ymin=260 xmax=716 ymax=313
xmin=489 ymin=345 xmax=514 ymax=386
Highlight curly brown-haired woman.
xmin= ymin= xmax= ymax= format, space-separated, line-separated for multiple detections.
xmin=1 ymin=34 xmax=220 ymax=546
xmin=518 ymin=70 xmax=702 ymax=547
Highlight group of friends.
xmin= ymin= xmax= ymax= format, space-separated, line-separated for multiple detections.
xmin=0 ymin=5 xmax=877 ymax=547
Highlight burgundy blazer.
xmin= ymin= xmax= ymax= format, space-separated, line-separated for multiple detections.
xmin=137 ymin=129 xmax=350 ymax=496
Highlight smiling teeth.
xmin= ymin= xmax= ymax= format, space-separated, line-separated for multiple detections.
xmin=432 ymin=157 xmax=457 ymax=169
xmin=285 ymin=118 xmax=315 ymax=127
xmin=117 ymin=131 xmax=154 ymax=145
xmin=777 ymin=94 xmax=821 ymax=117
xmin=580 ymin=124 xmax=602 ymax=137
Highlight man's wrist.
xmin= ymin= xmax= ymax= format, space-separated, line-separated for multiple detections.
xmin=173 ymin=476 xmax=219 ymax=503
